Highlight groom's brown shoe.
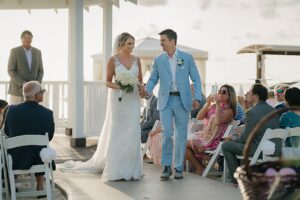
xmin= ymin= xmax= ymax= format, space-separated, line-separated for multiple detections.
xmin=160 ymin=166 xmax=172 ymax=181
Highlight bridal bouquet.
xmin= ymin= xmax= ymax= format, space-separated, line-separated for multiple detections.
xmin=115 ymin=72 xmax=139 ymax=101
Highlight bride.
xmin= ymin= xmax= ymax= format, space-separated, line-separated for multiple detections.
xmin=61 ymin=32 xmax=144 ymax=181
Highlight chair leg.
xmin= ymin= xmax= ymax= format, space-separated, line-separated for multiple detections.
xmin=44 ymin=167 xmax=52 ymax=200
xmin=30 ymin=173 xmax=35 ymax=190
xmin=202 ymin=153 xmax=218 ymax=177
xmin=50 ymin=163 xmax=55 ymax=191
xmin=8 ymin=172 xmax=16 ymax=200
xmin=223 ymin=160 xmax=228 ymax=183
xmin=7 ymin=157 xmax=16 ymax=200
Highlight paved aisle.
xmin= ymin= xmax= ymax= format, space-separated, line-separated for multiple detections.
xmin=55 ymin=163 xmax=242 ymax=200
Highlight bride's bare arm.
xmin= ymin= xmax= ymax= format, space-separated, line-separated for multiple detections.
xmin=106 ymin=57 xmax=119 ymax=89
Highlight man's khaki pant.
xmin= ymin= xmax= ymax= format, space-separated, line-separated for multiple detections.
xmin=10 ymin=95 xmax=24 ymax=105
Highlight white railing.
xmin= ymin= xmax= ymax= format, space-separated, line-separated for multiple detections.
xmin=0 ymin=81 xmax=108 ymax=137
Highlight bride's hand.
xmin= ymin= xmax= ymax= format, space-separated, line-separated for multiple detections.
xmin=138 ymin=84 xmax=147 ymax=98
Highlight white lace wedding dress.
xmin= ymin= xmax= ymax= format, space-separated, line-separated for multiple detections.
xmin=60 ymin=57 xmax=142 ymax=181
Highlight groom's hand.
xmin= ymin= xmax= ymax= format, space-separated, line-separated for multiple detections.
xmin=139 ymin=87 xmax=147 ymax=98
xmin=192 ymin=99 xmax=200 ymax=109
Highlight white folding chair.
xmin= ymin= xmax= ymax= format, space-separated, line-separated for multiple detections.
xmin=3 ymin=133 xmax=53 ymax=200
xmin=237 ymin=128 xmax=287 ymax=164
xmin=201 ymin=124 xmax=233 ymax=178
xmin=0 ymin=129 xmax=9 ymax=200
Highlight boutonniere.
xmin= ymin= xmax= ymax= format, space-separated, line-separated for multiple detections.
xmin=177 ymin=58 xmax=184 ymax=67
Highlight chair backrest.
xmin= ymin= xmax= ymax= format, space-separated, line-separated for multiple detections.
xmin=222 ymin=124 xmax=234 ymax=138
xmin=4 ymin=133 xmax=49 ymax=150
xmin=2 ymin=133 xmax=52 ymax=200
xmin=231 ymin=120 xmax=241 ymax=126
xmin=252 ymin=128 xmax=287 ymax=163
xmin=286 ymin=127 xmax=300 ymax=138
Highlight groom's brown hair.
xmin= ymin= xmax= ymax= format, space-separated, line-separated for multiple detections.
xmin=159 ymin=29 xmax=177 ymax=45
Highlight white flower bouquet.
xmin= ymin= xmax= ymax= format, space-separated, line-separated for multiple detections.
xmin=115 ymin=72 xmax=139 ymax=101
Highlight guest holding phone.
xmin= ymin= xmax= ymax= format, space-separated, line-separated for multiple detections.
xmin=185 ymin=84 xmax=236 ymax=175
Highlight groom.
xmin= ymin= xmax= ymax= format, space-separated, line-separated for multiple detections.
xmin=145 ymin=29 xmax=202 ymax=180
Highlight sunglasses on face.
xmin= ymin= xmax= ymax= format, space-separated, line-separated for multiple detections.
xmin=276 ymin=89 xmax=284 ymax=94
xmin=36 ymin=89 xmax=46 ymax=96
xmin=218 ymin=89 xmax=228 ymax=95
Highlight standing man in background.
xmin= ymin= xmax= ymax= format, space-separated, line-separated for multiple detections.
xmin=8 ymin=30 xmax=44 ymax=104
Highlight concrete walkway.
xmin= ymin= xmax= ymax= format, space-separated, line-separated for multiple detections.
xmin=52 ymin=134 xmax=242 ymax=200
xmin=55 ymin=163 xmax=242 ymax=200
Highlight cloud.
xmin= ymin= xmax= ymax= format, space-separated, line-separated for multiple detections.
xmin=135 ymin=23 xmax=161 ymax=38
xmin=195 ymin=0 xmax=300 ymax=18
xmin=137 ymin=0 xmax=167 ymax=7
xmin=197 ymin=0 xmax=212 ymax=10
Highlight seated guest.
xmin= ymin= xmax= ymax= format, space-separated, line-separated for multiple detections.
xmin=4 ymin=81 xmax=55 ymax=192
xmin=280 ymin=87 xmax=300 ymax=147
xmin=140 ymin=94 xmax=160 ymax=143
xmin=274 ymin=83 xmax=289 ymax=109
xmin=0 ymin=99 xmax=8 ymax=128
xmin=186 ymin=84 xmax=237 ymax=175
xmin=222 ymin=84 xmax=280 ymax=184
xmin=147 ymin=125 xmax=162 ymax=165
xmin=243 ymin=91 xmax=253 ymax=111
xmin=190 ymin=83 xmax=206 ymax=118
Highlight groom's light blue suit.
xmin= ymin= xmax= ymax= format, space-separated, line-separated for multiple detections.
xmin=146 ymin=49 xmax=202 ymax=171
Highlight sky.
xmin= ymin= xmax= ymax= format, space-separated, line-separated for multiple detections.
xmin=0 ymin=0 xmax=300 ymax=87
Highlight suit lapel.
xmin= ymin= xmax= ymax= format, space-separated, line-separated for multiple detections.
xmin=176 ymin=50 xmax=182 ymax=79
xmin=31 ymin=48 xmax=36 ymax=72
xmin=162 ymin=53 xmax=172 ymax=79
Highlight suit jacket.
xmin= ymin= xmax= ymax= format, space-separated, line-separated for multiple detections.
xmin=146 ymin=49 xmax=202 ymax=111
xmin=4 ymin=101 xmax=55 ymax=170
xmin=237 ymin=101 xmax=280 ymax=152
xmin=140 ymin=96 xmax=160 ymax=130
xmin=8 ymin=46 xmax=44 ymax=96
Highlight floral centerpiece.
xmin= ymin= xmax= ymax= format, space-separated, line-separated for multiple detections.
xmin=115 ymin=72 xmax=139 ymax=101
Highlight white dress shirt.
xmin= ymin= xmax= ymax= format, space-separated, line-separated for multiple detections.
xmin=24 ymin=47 xmax=32 ymax=71
xmin=167 ymin=50 xmax=178 ymax=92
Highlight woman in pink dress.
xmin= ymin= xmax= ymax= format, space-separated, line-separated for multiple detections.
xmin=185 ymin=84 xmax=237 ymax=175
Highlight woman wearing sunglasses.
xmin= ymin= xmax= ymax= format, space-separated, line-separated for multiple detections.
xmin=186 ymin=84 xmax=237 ymax=175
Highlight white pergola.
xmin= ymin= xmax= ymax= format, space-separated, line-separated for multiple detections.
xmin=0 ymin=0 xmax=137 ymax=147
xmin=237 ymin=44 xmax=300 ymax=84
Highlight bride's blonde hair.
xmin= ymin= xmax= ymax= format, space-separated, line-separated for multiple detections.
xmin=112 ymin=32 xmax=135 ymax=55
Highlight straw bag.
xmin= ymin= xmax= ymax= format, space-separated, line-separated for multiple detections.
xmin=234 ymin=106 xmax=300 ymax=200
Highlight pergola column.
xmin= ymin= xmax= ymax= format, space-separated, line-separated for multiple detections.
xmin=101 ymin=0 xmax=113 ymax=80
xmin=68 ymin=0 xmax=85 ymax=147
